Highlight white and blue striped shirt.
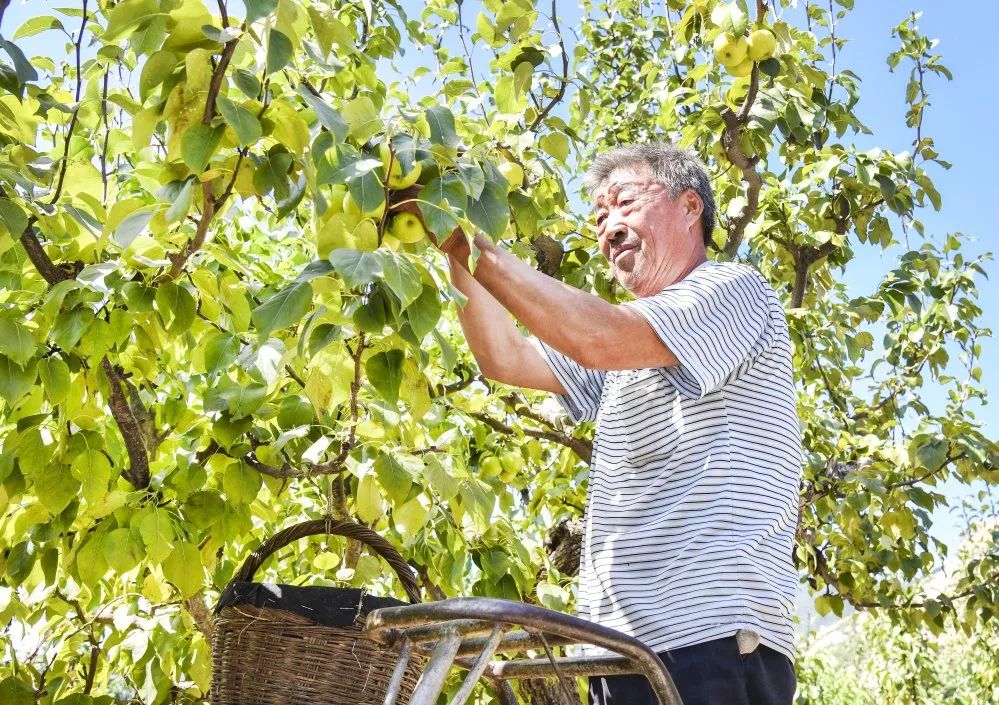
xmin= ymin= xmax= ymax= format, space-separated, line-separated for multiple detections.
xmin=538 ymin=260 xmax=801 ymax=661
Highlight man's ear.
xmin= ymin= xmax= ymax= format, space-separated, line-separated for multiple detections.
xmin=681 ymin=189 xmax=704 ymax=226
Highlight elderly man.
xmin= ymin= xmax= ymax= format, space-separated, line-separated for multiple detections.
xmin=415 ymin=143 xmax=801 ymax=705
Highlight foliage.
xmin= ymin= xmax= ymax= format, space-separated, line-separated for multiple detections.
xmin=0 ymin=0 xmax=995 ymax=702
xmin=797 ymin=499 xmax=999 ymax=705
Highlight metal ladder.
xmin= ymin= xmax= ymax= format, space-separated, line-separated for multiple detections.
xmin=364 ymin=596 xmax=683 ymax=705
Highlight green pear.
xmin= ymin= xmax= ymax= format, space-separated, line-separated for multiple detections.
xmin=726 ymin=56 xmax=754 ymax=78
xmin=389 ymin=212 xmax=427 ymax=244
xmin=498 ymin=161 xmax=524 ymax=190
xmin=379 ymin=141 xmax=422 ymax=189
xmin=479 ymin=455 xmax=503 ymax=478
xmin=747 ymin=29 xmax=776 ymax=61
xmin=342 ymin=191 xmax=385 ymax=219
xmin=713 ymin=33 xmax=748 ymax=67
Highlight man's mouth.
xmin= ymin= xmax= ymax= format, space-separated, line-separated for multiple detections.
xmin=613 ymin=244 xmax=637 ymax=263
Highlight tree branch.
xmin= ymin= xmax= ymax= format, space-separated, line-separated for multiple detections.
xmin=161 ymin=36 xmax=239 ymax=280
xmin=49 ymin=0 xmax=88 ymax=206
xmin=100 ymin=359 xmax=151 ymax=488
xmin=527 ymin=0 xmax=569 ymax=133
xmin=464 ymin=407 xmax=592 ymax=464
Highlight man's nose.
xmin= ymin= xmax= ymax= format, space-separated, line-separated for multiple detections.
xmin=604 ymin=220 xmax=628 ymax=246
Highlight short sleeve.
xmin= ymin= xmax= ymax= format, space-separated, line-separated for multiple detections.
xmin=532 ymin=338 xmax=607 ymax=423
xmin=623 ymin=263 xmax=771 ymax=400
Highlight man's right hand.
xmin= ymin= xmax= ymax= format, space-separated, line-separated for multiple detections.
xmin=387 ymin=184 xmax=466 ymax=254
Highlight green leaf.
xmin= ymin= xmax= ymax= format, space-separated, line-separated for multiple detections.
xmin=539 ymin=132 xmax=569 ymax=163
xmin=404 ymin=286 xmax=442 ymax=340
xmin=0 ymin=37 xmax=38 ymax=84
xmin=216 ymin=95 xmax=262 ymax=146
xmin=139 ymin=50 xmax=178 ymax=103
xmin=114 ymin=208 xmax=153 ymax=247
xmin=0 ymin=355 xmax=36 ymax=405
xmin=155 ymin=282 xmax=197 ymax=334
xmin=244 ymin=0 xmax=279 ymax=24
xmin=342 ymin=96 xmax=381 ymax=142
xmin=418 ymin=173 xmax=467 ymax=240
xmin=163 ymin=542 xmax=204 ymax=598
xmin=6 ymin=541 xmax=35 ymax=585
xmin=75 ymin=535 xmax=108 ymax=586
xmin=0 ymin=677 xmax=34 ymax=705
xmin=102 ymin=528 xmax=144 ymax=573
xmin=425 ymin=104 xmax=458 ymax=147
xmin=0 ymin=319 xmax=35 ymax=366
xmin=204 ymin=332 xmax=240 ymax=374
xmin=374 ymin=451 xmax=413 ymax=505
xmin=70 ymin=449 xmax=116 ymax=505
xmin=266 ymin=29 xmax=294 ymax=74
xmin=253 ymin=151 xmax=294 ymax=199
xmin=328 ymin=248 xmax=382 ymax=288
xmin=0 ymin=198 xmax=27 ymax=236
xmin=366 ymin=349 xmax=404 ymax=404
xmin=14 ymin=16 xmax=65 ymax=40
xmin=35 ymin=466 xmax=81 ymax=515
xmin=374 ymin=251 xmax=422 ymax=310
xmin=51 ymin=309 xmax=91 ymax=350
xmin=164 ymin=179 xmax=195 ymax=224
xmin=346 ymin=169 xmax=384 ymax=215
xmin=251 ymin=280 xmax=313 ymax=339
xmin=38 ymin=356 xmax=71 ymax=404
xmin=206 ymin=380 xmax=268 ymax=418
xmin=466 ymin=161 xmax=510 ymax=239
xmin=296 ymin=85 xmax=348 ymax=141
xmin=181 ymin=124 xmax=224 ymax=173
xmin=105 ymin=0 xmax=161 ymax=40
xmin=233 ymin=68 xmax=261 ymax=99
xmin=223 ymin=462 xmax=261 ymax=504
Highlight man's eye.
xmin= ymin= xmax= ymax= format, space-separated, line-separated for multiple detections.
xmin=619 ymin=198 xmax=634 ymax=207
xmin=596 ymin=214 xmax=606 ymax=225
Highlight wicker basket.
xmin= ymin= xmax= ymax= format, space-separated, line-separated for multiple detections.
xmin=210 ymin=518 xmax=423 ymax=705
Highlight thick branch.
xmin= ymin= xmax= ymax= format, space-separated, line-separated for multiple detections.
xmin=184 ymin=593 xmax=215 ymax=644
xmin=100 ymin=359 xmax=151 ymax=488
xmin=19 ymin=221 xmax=71 ymax=285
xmin=720 ymin=109 xmax=763 ymax=257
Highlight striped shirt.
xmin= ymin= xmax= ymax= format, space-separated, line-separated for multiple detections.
xmin=537 ymin=260 xmax=801 ymax=661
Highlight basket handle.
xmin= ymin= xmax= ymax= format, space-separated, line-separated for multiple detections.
xmin=227 ymin=518 xmax=421 ymax=603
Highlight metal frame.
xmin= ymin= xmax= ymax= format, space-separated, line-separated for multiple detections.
xmin=364 ymin=597 xmax=683 ymax=705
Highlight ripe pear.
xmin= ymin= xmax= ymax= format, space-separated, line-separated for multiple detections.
xmin=499 ymin=451 xmax=523 ymax=481
xmin=713 ymin=33 xmax=748 ymax=67
xmin=498 ymin=161 xmax=524 ymax=190
xmin=747 ymin=29 xmax=776 ymax=61
xmin=342 ymin=191 xmax=386 ymax=220
xmin=379 ymin=141 xmax=422 ymax=189
xmin=388 ymin=212 xmax=427 ymax=244
xmin=727 ymin=57 xmax=754 ymax=78
xmin=479 ymin=455 xmax=503 ymax=478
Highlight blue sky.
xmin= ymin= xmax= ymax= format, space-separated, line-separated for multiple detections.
xmin=4 ymin=0 xmax=994 ymax=545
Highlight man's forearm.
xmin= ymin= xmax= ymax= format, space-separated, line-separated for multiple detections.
xmin=446 ymin=250 xmax=529 ymax=380
xmin=446 ymin=234 xmax=620 ymax=367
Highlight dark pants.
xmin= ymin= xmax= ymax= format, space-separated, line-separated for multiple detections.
xmin=589 ymin=636 xmax=795 ymax=705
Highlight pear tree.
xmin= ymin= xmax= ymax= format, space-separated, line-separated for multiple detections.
xmin=0 ymin=1 xmax=995 ymax=704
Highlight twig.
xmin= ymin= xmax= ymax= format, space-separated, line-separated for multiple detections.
xmin=49 ymin=0 xmax=89 ymax=205
xmin=527 ymin=0 xmax=569 ymax=132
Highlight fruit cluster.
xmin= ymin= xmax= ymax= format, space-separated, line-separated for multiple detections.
xmin=710 ymin=3 xmax=777 ymax=78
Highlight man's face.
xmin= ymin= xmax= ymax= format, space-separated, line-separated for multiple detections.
xmin=592 ymin=165 xmax=703 ymax=298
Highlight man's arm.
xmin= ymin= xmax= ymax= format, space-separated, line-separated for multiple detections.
xmin=446 ymin=234 xmax=679 ymax=371
xmin=446 ymin=249 xmax=567 ymax=394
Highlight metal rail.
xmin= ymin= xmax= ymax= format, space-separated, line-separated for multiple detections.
xmin=365 ymin=596 xmax=682 ymax=705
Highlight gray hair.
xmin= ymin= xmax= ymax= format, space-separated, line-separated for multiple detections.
xmin=583 ymin=142 xmax=716 ymax=245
